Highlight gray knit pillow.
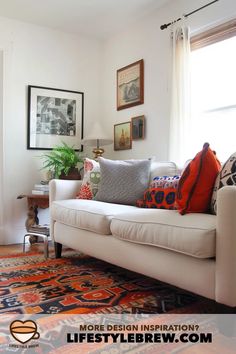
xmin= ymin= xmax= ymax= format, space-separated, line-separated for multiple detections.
xmin=95 ymin=157 xmax=151 ymax=205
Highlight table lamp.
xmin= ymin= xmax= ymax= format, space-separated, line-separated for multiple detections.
xmin=82 ymin=122 xmax=113 ymax=159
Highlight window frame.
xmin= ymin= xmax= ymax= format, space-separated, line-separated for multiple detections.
xmin=191 ymin=19 xmax=236 ymax=50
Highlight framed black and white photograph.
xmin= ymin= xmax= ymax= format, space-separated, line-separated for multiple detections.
xmin=27 ymin=85 xmax=84 ymax=150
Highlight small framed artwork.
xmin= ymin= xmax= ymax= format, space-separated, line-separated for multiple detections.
xmin=114 ymin=122 xmax=132 ymax=151
xmin=117 ymin=59 xmax=144 ymax=110
xmin=131 ymin=115 xmax=145 ymax=140
xmin=27 ymin=85 xmax=84 ymax=150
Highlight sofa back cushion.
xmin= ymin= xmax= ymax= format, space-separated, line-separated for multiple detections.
xmin=150 ymin=161 xmax=178 ymax=180
xmin=176 ymin=143 xmax=221 ymax=215
xmin=95 ymin=157 xmax=151 ymax=205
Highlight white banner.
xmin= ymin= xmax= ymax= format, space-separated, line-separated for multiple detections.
xmin=1 ymin=314 xmax=236 ymax=353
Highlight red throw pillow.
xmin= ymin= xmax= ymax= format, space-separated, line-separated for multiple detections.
xmin=176 ymin=143 xmax=221 ymax=215
xmin=136 ymin=187 xmax=177 ymax=210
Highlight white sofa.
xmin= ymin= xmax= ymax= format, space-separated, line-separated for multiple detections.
xmin=49 ymin=162 xmax=236 ymax=308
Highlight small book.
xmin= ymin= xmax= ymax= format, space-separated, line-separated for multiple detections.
xmin=31 ymin=190 xmax=49 ymax=195
xmin=34 ymin=184 xmax=49 ymax=191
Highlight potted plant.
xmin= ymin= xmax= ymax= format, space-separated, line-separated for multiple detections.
xmin=40 ymin=141 xmax=83 ymax=179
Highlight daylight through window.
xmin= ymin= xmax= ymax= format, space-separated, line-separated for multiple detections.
xmin=190 ymin=21 xmax=236 ymax=162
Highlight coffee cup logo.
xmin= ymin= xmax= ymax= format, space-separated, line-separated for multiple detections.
xmin=10 ymin=320 xmax=40 ymax=344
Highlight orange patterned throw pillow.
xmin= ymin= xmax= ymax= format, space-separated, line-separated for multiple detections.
xmin=136 ymin=187 xmax=177 ymax=209
xmin=176 ymin=143 xmax=221 ymax=215
xmin=136 ymin=175 xmax=180 ymax=209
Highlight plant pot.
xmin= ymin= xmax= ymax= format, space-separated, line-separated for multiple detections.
xmin=59 ymin=168 xmax=81 ymax=180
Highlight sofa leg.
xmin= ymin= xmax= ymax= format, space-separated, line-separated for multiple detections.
xmin=54 ymin=242 xmax=62 ymax=258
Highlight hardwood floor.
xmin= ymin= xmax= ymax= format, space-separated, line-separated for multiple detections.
xmin=0 ymin=241 xmax=53 ymax=256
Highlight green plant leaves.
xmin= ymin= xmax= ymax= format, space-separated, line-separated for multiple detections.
xmin=40 ymin=141 xmax=83 ymax=178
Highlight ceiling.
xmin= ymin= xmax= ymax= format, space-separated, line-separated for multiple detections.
xmin=0 ymin=0 xmax=172 ymax=40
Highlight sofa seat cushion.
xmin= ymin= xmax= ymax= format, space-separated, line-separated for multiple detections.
xmin=110 ymin=209 xmax=216 ymax=258
xmin=51 ymin=199 xmax=136 ymax=235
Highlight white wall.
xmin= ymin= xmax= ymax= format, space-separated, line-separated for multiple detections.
xmin=101 ymin=0 xmax=236 ymax=160
xmin=1 ymin=0 xmax=236 ymax=244
xmin=0 ymin=17 xmax=102 ymax=244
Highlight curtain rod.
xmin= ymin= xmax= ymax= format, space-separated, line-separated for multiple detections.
xmin=160 ymin=0 xmax=219 ymax=30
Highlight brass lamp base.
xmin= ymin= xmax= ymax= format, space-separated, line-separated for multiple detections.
xmin=93 ymin=147 xmax=104 ymax=159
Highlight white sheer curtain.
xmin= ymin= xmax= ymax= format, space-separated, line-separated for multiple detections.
xmin=0 ymin=50 xmax=3 ymax=238
xmin=168 ymin=22 xmax=191 ymax=165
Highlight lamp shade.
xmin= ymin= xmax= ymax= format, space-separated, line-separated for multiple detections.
xmin=82 ymin=122 xmax=113 ymax=147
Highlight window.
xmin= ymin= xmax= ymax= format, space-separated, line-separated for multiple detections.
xmin=189 ymin=20 xmax=236 ymax=162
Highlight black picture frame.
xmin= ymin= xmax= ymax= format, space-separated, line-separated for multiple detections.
xmin=27 ymin=85 xmax=84 ymax=150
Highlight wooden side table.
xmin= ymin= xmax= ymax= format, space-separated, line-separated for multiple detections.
xmin=17 ymin=194 xmax=50 ymax=252
xmin=26 ymin=194 xmax=49 ymax=210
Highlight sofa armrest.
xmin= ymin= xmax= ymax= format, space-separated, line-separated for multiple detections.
xmin=49 ymin=179 xmax=82 ymax=242
xmin=216 ymin=185 xmax=236 ymax=306
xmin=49 ymin=179 xmax=82 ymax=204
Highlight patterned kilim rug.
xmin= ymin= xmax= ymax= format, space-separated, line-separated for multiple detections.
xmin=0 ymin=250 xmax=217 ymax=314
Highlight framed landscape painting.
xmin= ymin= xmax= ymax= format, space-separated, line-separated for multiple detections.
xmin=117 ymin=59 xmax=144 ymax=110
xmin=27 ymin=85 xmax=84 ymax=150
xmin=114 ymin=122 xmax=132 ymax=151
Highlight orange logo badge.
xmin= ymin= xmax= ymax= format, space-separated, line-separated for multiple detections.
xmin=10 ymin=320 xmax=40 ymax=344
